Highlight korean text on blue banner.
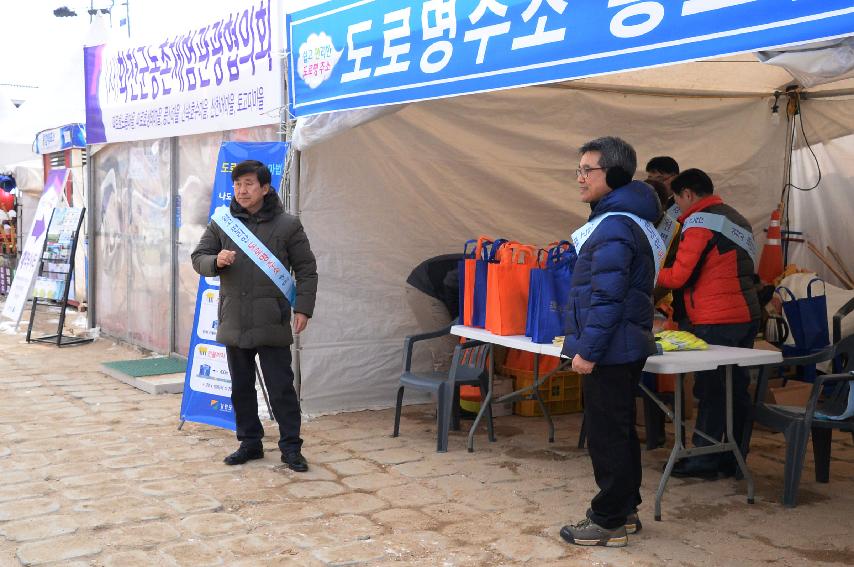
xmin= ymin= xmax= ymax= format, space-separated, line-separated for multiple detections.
xmin=287 ymin=0 xmax=854 ymax=116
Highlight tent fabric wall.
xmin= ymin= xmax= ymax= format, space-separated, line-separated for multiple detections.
xmin=789 ymin=132 xmax=854 ymax=290
xmin=295 ymin=86 xmax=787 ymax=415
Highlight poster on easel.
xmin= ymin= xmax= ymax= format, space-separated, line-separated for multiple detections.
xmin=179 ymin=141 xmax=288 ymax=431
xmin=1 ymin=169 xmax=68 ymax=326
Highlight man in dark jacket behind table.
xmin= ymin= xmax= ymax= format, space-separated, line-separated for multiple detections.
xmin=560 ymin=137 xmax=660 ymax=548
xmin=657 ymin=169 xmax=760 ymax=479
xmin=192 ymin=160 xmax=318 ymax=471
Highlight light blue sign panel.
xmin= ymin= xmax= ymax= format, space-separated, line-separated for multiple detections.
xmin=33 ymin=124 xmax=86 ymax=155
xmin=179 ymin=141 xmax=288 ymax=431
xmin=287 ymin=0 xmax=854 ymax=117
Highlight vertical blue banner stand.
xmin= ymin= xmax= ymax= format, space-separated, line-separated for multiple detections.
xmin=179 ymin=141 xmax=289 ymax=431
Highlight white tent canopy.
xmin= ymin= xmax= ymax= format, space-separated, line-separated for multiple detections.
xmin=282 ymin=3 xmax=854 ymax=414
xmin=0 ymin=14 xmax=114 ymax=169
xmin=0 ymin=92 xmax=38 ymax=167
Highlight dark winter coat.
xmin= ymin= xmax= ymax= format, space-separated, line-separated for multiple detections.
xmin=191 ymin=192 xmax=318 ymax=348
xmin=560 ymin=181 xmax=659 ymax=365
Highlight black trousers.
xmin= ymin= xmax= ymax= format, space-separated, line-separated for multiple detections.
xmin=583 ymin=360 xmax=645 ymax=529
xmin=689 ymin=322 xmax=759 ymax=467
xmin=225 ymin=345 xmax=303 ymax=453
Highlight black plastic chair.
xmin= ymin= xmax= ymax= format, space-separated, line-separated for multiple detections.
xmin=745 ymin=334 xmax=854 ymax=507
xmin=393 ymin=324 xmax=494 ymax=452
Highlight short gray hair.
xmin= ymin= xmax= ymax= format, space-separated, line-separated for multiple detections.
xmin=579 ymin=136 xmax=637 ymax=178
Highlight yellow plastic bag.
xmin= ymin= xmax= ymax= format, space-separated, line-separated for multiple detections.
xmin=655 ymin=330 xmax=708 ymax=352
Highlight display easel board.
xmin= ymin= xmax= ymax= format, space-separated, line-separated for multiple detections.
xmin=26 ymin=207 xmax=93 ymax=347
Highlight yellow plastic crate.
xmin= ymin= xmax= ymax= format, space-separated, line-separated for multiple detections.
xmin=508 ymin=369 xmax=583 ymax=417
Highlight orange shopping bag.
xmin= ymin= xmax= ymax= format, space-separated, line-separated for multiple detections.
xmin=485 ymin=243 xmax=537 ymax=336
xmin=504 ymin=348 xmax=561 ymax=373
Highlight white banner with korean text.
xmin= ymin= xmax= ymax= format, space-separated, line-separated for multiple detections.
xmin=84 ymin=0 xmax=283 ymax=144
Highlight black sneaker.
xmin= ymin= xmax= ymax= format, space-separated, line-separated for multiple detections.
xmin=223 ymin=445 xmax=264 ymax=465
xmin=625 ymin=512 xmax=642 ymax=534
xmin=560 ymin=518 xmax=627 ymax=547
xmin=281 ymin=451 xmax=309 ymax=472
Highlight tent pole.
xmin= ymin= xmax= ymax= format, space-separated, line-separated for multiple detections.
xmin=289 ymin=151 xmax=302 ymax=400
xmin=281 ymin=43 xmax=302 ymax=400
xmin=86 ymin=146 xmax=96 ymax=330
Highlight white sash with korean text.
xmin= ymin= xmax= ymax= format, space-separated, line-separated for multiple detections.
xmin=571 ymin=212 xmax=667 ymax=277
xmin=666 ymin=202 xmax=681 ymax=220
xmin=656 ymin=212 xmax=681 ymax=256
xmin=211 ymin=206 xmax=297 ymax=305
xmin=682 ymin=212 xmax=758 ymax=267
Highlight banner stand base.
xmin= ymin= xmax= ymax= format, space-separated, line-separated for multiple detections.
xmin=178 ymin=366 xmax=274 ymax=430
xmin=28 ymin=333 xmax=94 ymax=348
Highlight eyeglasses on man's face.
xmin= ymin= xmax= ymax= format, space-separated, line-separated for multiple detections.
xmin=233 ymin=180 xmax=261 ymax=191
xmin=576 ymin=166 xmax=606 ymax=179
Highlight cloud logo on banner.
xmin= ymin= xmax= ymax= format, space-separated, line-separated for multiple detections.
xmin=298 ymin=33 xmax=342 ymax=89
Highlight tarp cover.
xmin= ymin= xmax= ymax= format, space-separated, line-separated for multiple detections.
xmin=294 ymin=85 xmax=819 ymax=414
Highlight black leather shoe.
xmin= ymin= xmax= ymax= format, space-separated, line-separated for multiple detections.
xmin=223 ymin=446 xmax=264 ymax=465
xmin=281 ymin=451 xmax=309 ymax=472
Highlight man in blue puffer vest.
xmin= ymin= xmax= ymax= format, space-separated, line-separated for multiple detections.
xmin=559 ymin=137 xmax=660 ymax=548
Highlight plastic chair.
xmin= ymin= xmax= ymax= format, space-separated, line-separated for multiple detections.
xmin=745 ymin=334 xmax=854 ymax=507
xmin=393 ymin=324 xmax=495 ymax=452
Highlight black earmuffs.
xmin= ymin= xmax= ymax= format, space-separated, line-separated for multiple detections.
xmin=605 ymin=166 xmax=633 ymax=189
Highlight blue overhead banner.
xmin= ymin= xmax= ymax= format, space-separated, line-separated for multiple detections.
xmin=179 ymin=141 xmax=288 ymax=431
xmin=33 ymin=124 xmax=86 ymax=155
xmin=287 ymin=0 xmax=854 ymax=117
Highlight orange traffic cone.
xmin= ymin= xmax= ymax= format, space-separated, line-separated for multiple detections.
xmin=758 ymin=207 xmax=784 ymax=284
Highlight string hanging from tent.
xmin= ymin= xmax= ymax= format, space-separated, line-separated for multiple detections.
xmin=778 ymin=88 xmax=823 ymax=265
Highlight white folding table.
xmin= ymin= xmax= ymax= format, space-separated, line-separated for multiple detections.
xmin=451 ymin=326 xmax=563 ymax=449
xmin=451 ymin=325 xmax=782 ymax=520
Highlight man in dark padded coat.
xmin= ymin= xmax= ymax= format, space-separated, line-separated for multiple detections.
xmin=192 ymin=160 xmax=318 ymax=471
xmin=560 ymin=137 xmax=660 ymax=548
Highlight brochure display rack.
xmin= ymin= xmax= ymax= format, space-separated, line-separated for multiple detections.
xmin=25 ymin=207 xmax=92 ymax=347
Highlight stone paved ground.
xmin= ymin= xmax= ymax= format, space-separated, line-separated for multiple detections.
xmin=2 ymin=309 xmax=854 ymax=566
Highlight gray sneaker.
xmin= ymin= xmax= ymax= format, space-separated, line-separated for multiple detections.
xmin=560 ymin=518 xmax=628 ymax=547
xmin=625 ymin=512 xmax=642 ymax=534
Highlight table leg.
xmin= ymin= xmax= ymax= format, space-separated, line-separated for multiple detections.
xmin=726 ymin=364 xmax=754 ymax=504
xmin=531 ymin=355 xmax=555 ymax=443
xmin=655 ymin=373 xmax=684 ymax=522
xmin=468 ymin=344 xmax=495 ymax=453
xmin=486 ymin=345 xmax=496 ymax=443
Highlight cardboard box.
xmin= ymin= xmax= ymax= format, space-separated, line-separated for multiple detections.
xmin=636 ymin=373 xmax=694 ymax=427
xmin=459 ymin=375 xmax=514 ymax=417
xmin=491 ymin=374 xmax=514 ymax=417
xmin=758 ymin=378 xmax=812 ymax=407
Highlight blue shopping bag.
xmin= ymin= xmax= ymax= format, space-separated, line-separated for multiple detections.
xmin=525 ymin=250 xmax=547 ymax=340
xmin=776 ymin=278 xmax=829 ymax=353
xmin=526 ymin=242 xmax=576 ymax=344
xmin=458 ymin=238 xmax=507 ymax=328
xmin=472 ymin=239 xmax=508 ymax=328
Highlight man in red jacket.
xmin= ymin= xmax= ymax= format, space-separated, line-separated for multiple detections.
xmin=657 ymin=169 xmax=760 ymax=479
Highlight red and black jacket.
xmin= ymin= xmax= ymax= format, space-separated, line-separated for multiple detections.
xmin=657 ymin=195 xmax=760 ymax=325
